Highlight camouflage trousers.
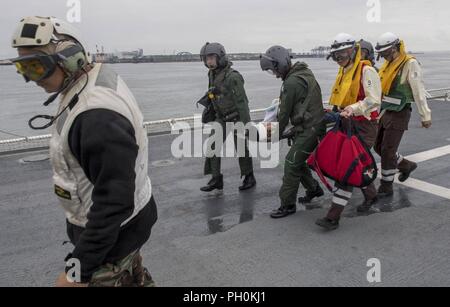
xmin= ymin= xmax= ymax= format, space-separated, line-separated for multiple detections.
xmin=89 ymin=250 xmax=155 ymax=287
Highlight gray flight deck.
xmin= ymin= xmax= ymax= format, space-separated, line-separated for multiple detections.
xmin=0 ymin=100 xmax=449 ymax=287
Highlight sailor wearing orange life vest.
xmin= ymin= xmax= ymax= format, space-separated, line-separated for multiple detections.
xmin=316 ymin=33 xmax=382 ymax=231
xmin=374 ymin=33 xmax=432 ymax=199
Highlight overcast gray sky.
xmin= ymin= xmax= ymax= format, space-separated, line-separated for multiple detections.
xmin=1 ymin=0 xmax=449 ymax=58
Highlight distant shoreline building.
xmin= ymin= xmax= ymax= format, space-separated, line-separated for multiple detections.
xmin=0 ymin=59 xmax=12 ymax=66
xmin=91 ymin=46 xmax=338 ymax=64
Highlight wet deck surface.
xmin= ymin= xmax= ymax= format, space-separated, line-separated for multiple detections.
xmin=1 ymin=101 xmax=449 ymax=287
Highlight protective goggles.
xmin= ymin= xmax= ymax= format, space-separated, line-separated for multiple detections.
xmin=331 ymin=42 xmax=353 ymax=50
xmin=376 ymin=47 xmax=395 ymax=61
xmin=329 ymin=49 xmax=351 ymax=62
xmin=11 ymin=53 xmax=58 ymax=82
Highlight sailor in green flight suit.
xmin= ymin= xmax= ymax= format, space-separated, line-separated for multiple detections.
xmin=259 ymin=46 xmax=326 ymax=219
xmin=199 ymin=42 xmax=256 ymax=192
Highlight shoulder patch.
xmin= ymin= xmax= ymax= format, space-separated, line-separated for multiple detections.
xmin=95 ymin=65 xmax=118 ymax=91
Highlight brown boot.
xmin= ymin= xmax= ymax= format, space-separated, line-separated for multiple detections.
xmin=132 ymin=253 xmax=155 ymax=287
xmin=316 ymin=203 xmax=345 ymax=231
xmin=357 ymin=184 xmax=379 ymax=213
xmin=377 ymin=180 xmax=393 ymax=198
xmin=397 ymin=159 xmax=418 ymax=182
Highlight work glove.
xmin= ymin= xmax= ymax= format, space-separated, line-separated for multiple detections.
xmin=421 ymin=121 xmax=432 ymax=129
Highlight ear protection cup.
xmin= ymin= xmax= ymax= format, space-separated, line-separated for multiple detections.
xmin=63 ymin=51 xmax=86 ymax=73
xmin=218 ymin=54 xmax=229 ymax=68
xmin=56 ymin=44 xmax=87 ymax=74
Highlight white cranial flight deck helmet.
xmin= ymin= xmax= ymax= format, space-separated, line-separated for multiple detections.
xmin=12 ymin=16 xmax=89 ymax=57
xmin=327 ymin=33 xmax=357 ymax=62
xmin=375 ymin=32 xmax=400 ymax=53
xmin=10 ymin=16 xmax=92 ymax=130
xmin=10 ymin=16 xmax=91 ymax=83
xmin=330 ymin=33 xmax=356 ymax=53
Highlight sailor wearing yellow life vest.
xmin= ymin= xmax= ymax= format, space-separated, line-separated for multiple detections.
xmin=374 ymin=33 xmax=432 ymax=198
xmin=316 ymin=33 xmax=382 ymax=231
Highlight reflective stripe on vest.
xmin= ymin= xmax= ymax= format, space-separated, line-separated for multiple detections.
xmin=381 ymin=66 xmax=415 ymax=112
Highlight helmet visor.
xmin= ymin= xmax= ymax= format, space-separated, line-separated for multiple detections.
xmin=260 ymin=54 xmax=276 ymax=72
xmin=330 ymin=49 xmax=351 ymax=63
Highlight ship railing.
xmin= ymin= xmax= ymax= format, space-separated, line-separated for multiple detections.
xmin=426 ymin=88 xmax=450 ymax=101
xmin=0 ymin=109 xmax=268 ymax=155
xmin=0 ymin=93 xmax=446 ymax=155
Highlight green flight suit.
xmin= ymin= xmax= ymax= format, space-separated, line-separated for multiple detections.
xmin=278 ymin=62 xmax=326 ymax=208
xmin=204 ymin=63 xmax=254 ymax=177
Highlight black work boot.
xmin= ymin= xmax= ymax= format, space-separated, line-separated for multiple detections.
xmin=316 ymin=203 xmax=345 ymax=231
xmin=315 ymin=218 xmax=340 ymax=231
xmin=377 ymin=180 xmax=394 ymax=198
xmin=357 ymin=185 xmax=379 ymax=213
xmin=270 ymin=205 xmax=296 ymax=219
xmin=398 ymin=159 xmax=418 ymax=182
xmin=200 ymin=175 xmax=224 ymax=192
xmin=298 ymin=185 xmax=325 ymax=205
xmin=239 ymin=172 xmax=256 ymax=191
xmin=356 ymin=197 xmax=379 ymax=213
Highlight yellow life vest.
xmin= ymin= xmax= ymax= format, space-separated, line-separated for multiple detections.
xmin=378 ymin=40 xmax=415 ymax=95
xmin=329 ymin=45 xmax=372 ymax=108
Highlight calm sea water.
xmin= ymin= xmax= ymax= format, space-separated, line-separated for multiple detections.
xmin=1 ymin=52 xmax=450 ymax=139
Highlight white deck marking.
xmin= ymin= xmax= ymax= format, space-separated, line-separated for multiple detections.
xmin=396 ymin=176 xmax=450 ymax=200
xmin=376 ymin=144 xmax=450 ymax=200
xmin=404 ymin=145 xmax=450 ymax=163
